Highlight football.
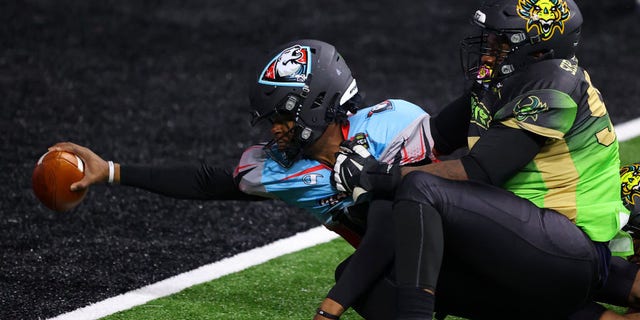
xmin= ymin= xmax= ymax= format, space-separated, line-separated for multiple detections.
xmin=32 ymin=150 xmax=88 ymax=212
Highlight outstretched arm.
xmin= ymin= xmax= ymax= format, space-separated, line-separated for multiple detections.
xmin=120 ymin=163 xmax=263 ymax=200
xmin=49 ymin=141 xmax=264 ymax=201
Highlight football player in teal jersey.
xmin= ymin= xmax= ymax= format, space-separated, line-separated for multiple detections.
xmin=51 ymin=40 xmax=434 ymax=248
xmin=49 ymin=40 xmax=437 ymax=320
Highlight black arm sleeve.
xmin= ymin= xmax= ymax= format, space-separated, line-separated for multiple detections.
xmin=120 ymin=162 xmax=266 ymax=201
xmin=460 ymin=125 xmax=547 ymax=186
xmin=430 ymin=92 xmax=472 ymax=155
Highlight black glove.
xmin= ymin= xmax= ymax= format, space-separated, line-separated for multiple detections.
xmin=332 ymin=140 xmax=401 ymax=203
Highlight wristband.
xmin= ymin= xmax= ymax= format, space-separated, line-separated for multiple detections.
xmin=107 ymin=161 xmax=115 ymax=184
xmin=316 ymin=308 xmax=340 ymax=320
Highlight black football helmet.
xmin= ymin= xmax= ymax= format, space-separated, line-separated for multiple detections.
xmin=461 ymin=0 xmax=583 ymax=85
xmin=249 ymin=39 xmax=359 ymax=168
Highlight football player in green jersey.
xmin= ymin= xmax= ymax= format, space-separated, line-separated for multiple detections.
xmin=329 ymin=0 xmax=639 ymax=319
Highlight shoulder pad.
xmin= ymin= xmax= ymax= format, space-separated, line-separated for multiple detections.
xmin=503 ymin=59 xmax=584 ymax=98
xmin=495 ymin=88 xmax=577 ymax=139
xmin=233 ymin=144 xmax=267 ymax=178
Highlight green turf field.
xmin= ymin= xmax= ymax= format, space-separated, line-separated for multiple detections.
xmin=104 ymin=138 xmax=639 ymax=320
xmin=620 ymin=136 xmax=640 ymax=166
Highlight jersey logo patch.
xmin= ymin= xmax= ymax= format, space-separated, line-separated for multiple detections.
xmin=367 ymin=100 xmax=394 ymax=117
xmin=302 ymin=173 xmax=323 ymax=185
xmin=259 ymin=44 xmax=311 ymax=87
xmin=351 ymin=132 xmax=370 ymax=150
xmin=514 ymin=95 xmax=548 ymax=122
xmin=471 ymin=95 xmax=491 ymax=129
xmin=517 ymin=0 xmax=571 ymax=41
xmin=621 ymin=163 xmax=640 ymax=209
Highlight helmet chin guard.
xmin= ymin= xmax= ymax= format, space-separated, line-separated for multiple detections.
xmin=262 ymin=126 xmax=306 ymax=168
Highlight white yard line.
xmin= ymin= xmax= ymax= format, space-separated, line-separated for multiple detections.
xmin=47 ymin=117 xmax=640 ymax=320
xmin=616 ymin=118 xmax=640 ymax=142
xmin=47 ymin=226 xmax=338 ymax=320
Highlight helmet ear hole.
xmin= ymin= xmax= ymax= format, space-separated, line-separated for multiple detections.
xmin=312 ymin=92 xmax=326 ymax=109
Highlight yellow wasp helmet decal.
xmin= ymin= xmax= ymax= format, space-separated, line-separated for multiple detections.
xmin=621 ymin=163 xmax=640 ymax=210
xmin=517 ymin=0 xmax=571 ymax=41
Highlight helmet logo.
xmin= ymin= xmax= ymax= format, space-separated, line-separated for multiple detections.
xmin=513 ymin=95 xmax=548 ymax=121
xmin=621 ymin=164 xmax=640 ymax=209
xmin=517 ymin=0 xmax=571 ymax=41
xmin=259 ymin=45 xmax=311 ymax=87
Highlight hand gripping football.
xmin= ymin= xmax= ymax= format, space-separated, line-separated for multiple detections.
xmin=32 ymin=150 xmax=88 ymax=212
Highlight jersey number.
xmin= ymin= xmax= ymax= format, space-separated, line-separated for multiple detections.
xmin=584 ymin=71 xmax=616 ymax=147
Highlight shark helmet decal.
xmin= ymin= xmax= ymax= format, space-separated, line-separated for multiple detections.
xmin=259 ymin=45 xmax=312 ymax=87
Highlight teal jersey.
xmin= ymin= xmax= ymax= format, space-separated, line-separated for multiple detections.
xmin=235 ymin=100 xmax=433 ymax=225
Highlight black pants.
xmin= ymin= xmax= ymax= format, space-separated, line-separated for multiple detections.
xmin=337 ymin=257 xmax=637 ymax=320
xmin=337 ymin=172 xmax=628 ymax=320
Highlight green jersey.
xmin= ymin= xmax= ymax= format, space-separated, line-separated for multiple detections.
xmin=469 ymin=58 xmax=629 ymax=242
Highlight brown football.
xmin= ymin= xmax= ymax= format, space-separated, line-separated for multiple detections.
xmin=32 ymin=150 xmax=88 ymax=212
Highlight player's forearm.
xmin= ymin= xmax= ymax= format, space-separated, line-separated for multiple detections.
xmin=401 ymin=159 xmax=469 ymax=181
xmin=119 ymin=163 xmax=260 ymax=200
